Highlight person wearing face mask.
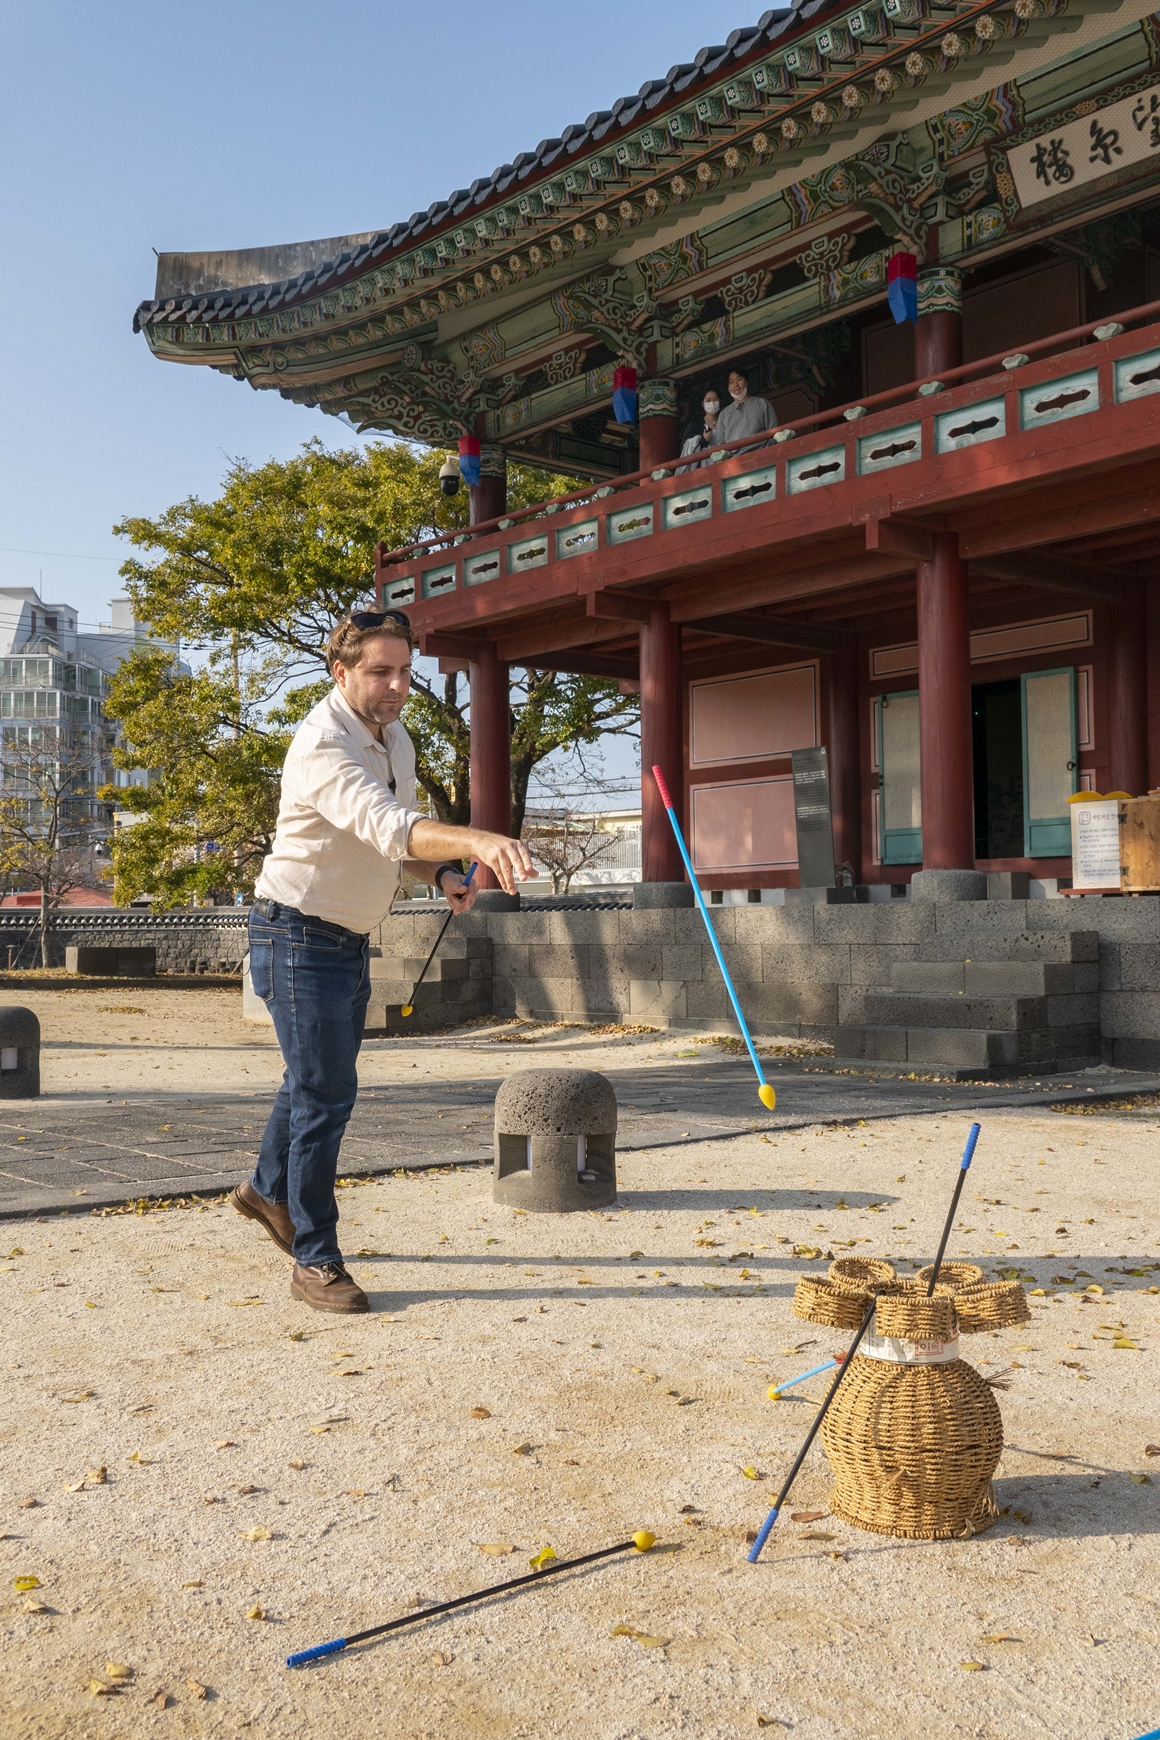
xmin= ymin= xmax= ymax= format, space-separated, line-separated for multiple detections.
xmin=713 ymin=367 xmax=778 ymax=453
xmin=676 ymin=389 xmax=720 ymax=471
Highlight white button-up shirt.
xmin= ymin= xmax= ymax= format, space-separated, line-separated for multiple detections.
xmin=254 ymin=687 xmax=422 ymax=934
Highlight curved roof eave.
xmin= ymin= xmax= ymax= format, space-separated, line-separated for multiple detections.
xmin=134 ymin=4 xmax=821 ymax=330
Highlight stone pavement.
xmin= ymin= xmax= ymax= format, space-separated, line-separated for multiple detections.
xmin=3 ymin=1054 xmax=1156 ymax=1218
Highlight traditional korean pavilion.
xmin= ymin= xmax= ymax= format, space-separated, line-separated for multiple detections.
xmin=135 ymin=0 xmax=1160 ymax=897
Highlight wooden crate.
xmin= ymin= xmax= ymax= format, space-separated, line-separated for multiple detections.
xmin=1119 ymin=795 xmax=1160 ymax=892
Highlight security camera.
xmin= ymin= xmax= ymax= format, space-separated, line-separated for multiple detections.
xmin=438 ymin=455 xmax=461 ymax=498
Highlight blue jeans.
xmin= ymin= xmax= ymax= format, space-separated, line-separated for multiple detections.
xmin=247 ymin=902 xmax=370 ymax=1265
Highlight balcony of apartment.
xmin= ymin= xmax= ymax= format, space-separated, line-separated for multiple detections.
xmin=380 ymin=297 xmax=1160 ymax=668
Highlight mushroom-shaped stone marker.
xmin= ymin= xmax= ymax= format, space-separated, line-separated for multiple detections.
xmin=493 ymin=1068 xmax=617 ymax=1211
xmin=0 ymin=1006 xmax=40 ymax=1098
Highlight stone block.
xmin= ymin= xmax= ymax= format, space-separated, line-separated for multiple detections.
xmin=1073 ymin=961 xmax=1099 ymax=994
xmin=1045 ymin=993 xmax=1100 ymax=1028
xmin=834 ymin=1025 xmax=907 ymax=1062
xmin=547 ymin=909 xmax=623 ymax=945
xmin=618 ymin=910 xmax=679 ymax=944
xmin=815 ymin=903 xmax=936 ymax=944
xmin=863 ymin=990 xmax=1043 ymax=1032
xmin=65 ymin=945 xmax=156 ymax=977
xmin=911 ymin=869 xmax=987 ymax=902
xmin=736 ymin=904 xmax=817 ymax=944
xmin=661 ymin=944 xmax=705 ymax=982
xmin=847 ymin=943 xmax=925 ymax=985
xmin=618 ymin=944 xmax=664 ymax=980
xmin=630 ymin=979 xmax=688 ymax=1020
xmin=743 ymin=981 xmax=838 ymax=1025
xmin=892 ymin=961 xmax=965 ymax=994
xmin=760 ymin=943 xmax=847 ymax=984
xmin=493 ymin=944 xmax=530 ymax=978
xmin=505 ymin=975 xmax=578 ymax=1019
xmin=684 ymin=978 xmax=731 ymax=1018
xmin=486 ymin=913 xmax=550 ymax=942
xmin=1117 ymin=942 xmax=1160 ymax=991
xmin=906 ymin=1028 xmax=1018 ymax=1069
xmin=633 ymin=882 xmax=693 ymax=909
xmin=1096 ymin=991 xmax=1160 ymax=1039
xmin=963 ymin=961 xmax=1074 ymax=997
xmin=1108 ymin=1036 xmax=1160 ymax=1069
xmin=528 ymin=943 xmax=591 ymax=981
xmin=0 ymin=1006 xmax=42 ymax=1099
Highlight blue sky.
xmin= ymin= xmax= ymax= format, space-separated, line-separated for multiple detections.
xmin=2 ymin=0 xmax=750 ymax=644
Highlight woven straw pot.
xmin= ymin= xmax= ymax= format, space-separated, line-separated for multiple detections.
xmin=794 ymin=1260 xmax=1029 ymax=1541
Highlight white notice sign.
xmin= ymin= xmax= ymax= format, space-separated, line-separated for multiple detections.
xmin=1070 ymin=799 xmax=1121 ymax=891
xmin=1004 ymin=82 xmax=1160 ymax=213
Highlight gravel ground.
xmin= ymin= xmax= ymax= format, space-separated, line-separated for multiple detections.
xmin=4 ymin=1091 xmax=1159 ymax=1740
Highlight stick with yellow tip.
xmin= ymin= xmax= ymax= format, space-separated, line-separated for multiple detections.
xmin=286 ymin=1532 xmax=657 ymax=1667
xmin=651 ymin=766 xmax=776 ymax=1112
xmin=400 ymin=861 xmax=477 ymax=1017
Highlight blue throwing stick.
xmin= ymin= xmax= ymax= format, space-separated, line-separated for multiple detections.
xmin=767 ymin=1354 xmax=843 ymax=1399
xmin=926 ymin=1122 xmax=981 ymax=1295
xmin=748 ymin=1302 xmax=876 ymax=1563
xmin=286 ymin=1533 xmax=656 ymax=1667
xmin=400 ymin=861 xmax=477 ymax=1016
xmin=651 ymin=765 xmax=775 ymax=1110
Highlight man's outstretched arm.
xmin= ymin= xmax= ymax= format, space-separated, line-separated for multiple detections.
xmin=406 ymin=819 xmax=534 ymax=899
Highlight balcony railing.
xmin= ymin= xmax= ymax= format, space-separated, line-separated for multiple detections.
xmin=377 ymin=292 xmax=1160 ymax=617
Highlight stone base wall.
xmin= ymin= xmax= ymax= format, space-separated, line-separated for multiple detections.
xmin=0 ymin=909 xmax=248 ymax=975
xmin=371 ymin=895 xmax=1160 ymax=1068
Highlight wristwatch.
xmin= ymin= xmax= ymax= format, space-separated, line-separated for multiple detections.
xmin=433 ymin=861 xmax=464 ymax=893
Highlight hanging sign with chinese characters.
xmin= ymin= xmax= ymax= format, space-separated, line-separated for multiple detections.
xmin=992 ymin=74 xmax=1160 ymax=226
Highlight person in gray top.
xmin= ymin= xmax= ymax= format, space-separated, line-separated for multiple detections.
xmin=714 ymin=368 xmax=778 ymax=452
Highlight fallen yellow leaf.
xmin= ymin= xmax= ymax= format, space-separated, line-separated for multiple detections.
xmin=470 ymin=1407 xmax=492 ymax=1419
xmin=105 ymin=1661 xmax=132 ymax=1681
xmin=23 ymin=1598 xmax=49 ymax=1613
xmin=512 ymin=1442 xmax=533 ymax=1456
xmin=610 ymin=1625 xmax=670 ymax=1647
xmin=239 ymin=1527 xmax=272 ymax=1542
xmin=13 ymin=1576 xmax=40 ymax=1591
xmin=247 ymin=1603 xmax=266 ymax=1620
xmin=1114 ymin=1337 xmax=1140 ymax=1350
xmin=186 ymin=1679 xmax=208 ymax=1699
xmin=960 ymin=1660 xmax=987 ymax=1671
xmin=288 ymin=1460 xmax=306 ymax=1470
xmin=215 ymin=1440 xmax=237 ymax=1449
xmin=87 ymin=1679 xmax=115 ymax=1696
xmin=478 ymin=1543 xmax=515 ymax=1556
xmin=86 ymin=1467 xmax=107 ymax=1485
xmin=182 ymin=1580 xmax=204 ymax=1589
xmin=528 ymin=1547 xmax=556 ymax=1569
xmin=980 ymin=1633 xmax=1019 ymax=1644
xmin=741 ymin=1466 xmax=760 ymax=1480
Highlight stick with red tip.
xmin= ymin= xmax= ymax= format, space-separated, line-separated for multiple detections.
xmin=650 ymin=765 xmax=775 ymax=1110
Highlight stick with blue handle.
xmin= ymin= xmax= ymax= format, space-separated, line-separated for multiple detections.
xmin=650 ymin=766 xmax=775 ymax=1110
xmin=286 ymin=1536 xmax=649 ymax=1667
xmin=400 ymin=861 xmax=477 ymax=1016
xmin=926 ymin=1122 xmax=981 ymax=1295
xmin=768 ymin=1356 xmax=841 ymax=1397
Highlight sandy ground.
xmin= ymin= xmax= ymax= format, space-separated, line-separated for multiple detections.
xmin=3 ymin=1035 xmax=1159 ymax=1740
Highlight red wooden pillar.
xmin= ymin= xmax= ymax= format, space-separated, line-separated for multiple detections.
xmin=469 ymin=445 xmax=507 ymax=527
xmin=638 ymin=377 xmax=680 ymax=472
xmin=1148 ymin=580 xmax=1160 ymax=792
xmin=1108 ymin=575 xmax=1148 ymax=796
xmin=469 ymin=641 xmax=511 ymax=887
xmin=827 ymin=646 xmax=862 ymax=879
xmin=918 ymin=532 xmax=975 ymax=869
xmin=915 ymin=267 xmax=963 ymax=379
xmin=640 ymin=600 xmax=684 ymax=883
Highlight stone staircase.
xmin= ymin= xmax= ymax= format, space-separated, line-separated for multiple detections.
xmin=364 ymin=935 xmax=490 ymax=1032
xmin=834 ymin=929 xmax=1101 ymax=1078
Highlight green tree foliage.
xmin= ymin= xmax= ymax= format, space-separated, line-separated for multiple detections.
xmin=109 ymin=440 xmax=640 ymax=891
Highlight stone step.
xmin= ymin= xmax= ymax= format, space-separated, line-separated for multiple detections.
xmin=370 ymin=956 xmax=469 ymax=984
xmin=835 ymin=1025 xmax=1018 ymax=1070
xmin=863 ymin=991 xmax=1044 ymax=1032
xmin=919 ymin=929 xmax=1099 ymax=965
xmin=890 ymin=959 xmax=1079 ymax=996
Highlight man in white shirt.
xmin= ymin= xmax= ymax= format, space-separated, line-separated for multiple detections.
xmin=235 ymin=608 xmax=533 ymax=1314
xmin=713 ymin=368 xmax=778 ymax=452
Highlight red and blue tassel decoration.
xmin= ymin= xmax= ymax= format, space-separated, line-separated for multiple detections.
xmin=612 ymin=365 xmax=638 ymax=426
xmin=886 ymin=252 xmax=918 ymax=325
xmin=457 ymin=435 xmax=481 ymax=488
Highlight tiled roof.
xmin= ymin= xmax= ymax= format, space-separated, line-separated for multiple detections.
xmin=134 ymin=3 xmax=833 ymax=331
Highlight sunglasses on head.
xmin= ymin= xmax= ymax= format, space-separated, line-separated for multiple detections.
xmin=348 ymin=608 xmax=412 ymax=632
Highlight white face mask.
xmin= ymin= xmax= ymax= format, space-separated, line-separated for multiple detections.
xmin=703 ymin=399 xmax=719 ymax=414
xmin=729 ymin=383 xmax=748 ymax=401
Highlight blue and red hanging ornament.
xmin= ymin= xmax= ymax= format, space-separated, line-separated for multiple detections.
xmin=612 ymin=365 xmax=638 ymax=426
xmin=457 ymin=435 xmax=482 ymax=489
xmin=886 ymin=252 xmax=918 ymax=325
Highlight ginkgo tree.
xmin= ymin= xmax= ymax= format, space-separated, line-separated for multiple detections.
xmin=106 ymin=439 xmax=639 ymax=904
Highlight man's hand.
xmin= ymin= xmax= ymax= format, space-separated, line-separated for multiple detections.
xmin=439 ymin=867 xmax=477 ymax=913
xmin=407 ymin=820 xmax=535 ymax=897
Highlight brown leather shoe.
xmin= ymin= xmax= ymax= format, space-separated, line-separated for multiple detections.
xmin=231 ymin=1179 xmax=295 ymax=1257
xmin=290 ymin=1262 xmax=369 ymax=1314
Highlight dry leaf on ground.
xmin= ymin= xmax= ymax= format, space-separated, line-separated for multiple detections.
xmin=239 ymin=1527 xmax=272 ymax=1541
xmin=186 ymin=1679 xmax=208 ymax=1698
xmin=528 ymin=1547 xmax=555 ymax=1569
xmin=152 ymin=1691 xmax=171 ymax=1710
xmin=105 ymin=1662 xmax=131 ymax=1682
xmin=13 ymin=1576 xmax=40 ymax=1591
xmin=610 ymin=1625 xmax=671 ymax=1647
xmin=430 ymin=1649 xmax=454 ymax=1666
xmin=470 ymin=1407 xmax=491 ymax=1419
xmin=478 ymin=1543 xmax=515 ymax=1556
xmin=980 ymin=1632 xmax=1019 ymax=1643
xmin=960 ymin=1660 xmax=987 ymax=1671
xmin=247 ymin=1603 xmax=266 ymax=1620
xmin=790 ymin=1510 xmax=827 ymax=1523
